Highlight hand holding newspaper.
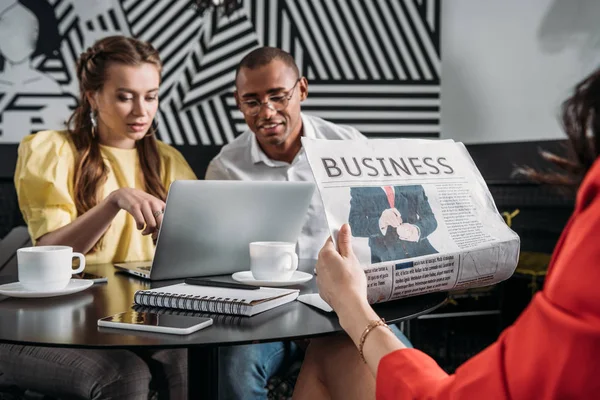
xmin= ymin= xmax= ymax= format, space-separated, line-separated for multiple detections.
xmin=301 ymin=137 xmax=519 ymax=308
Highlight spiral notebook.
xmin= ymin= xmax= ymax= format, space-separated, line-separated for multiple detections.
xmin=133 ymin=283 xmax=299 ymax=316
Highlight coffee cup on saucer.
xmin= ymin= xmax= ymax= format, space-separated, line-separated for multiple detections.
xmin=17 ymin=246 xmax=86 ymax=291
xmin=249 ymin=241 xmax=298 ymax=281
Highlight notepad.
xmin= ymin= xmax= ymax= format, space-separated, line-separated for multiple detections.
xmin=297 ymin=293 xmax=333 ymax=312
xmin=133 ymin=283 xmax=299 ymax=317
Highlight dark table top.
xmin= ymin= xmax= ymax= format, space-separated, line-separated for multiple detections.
xmin=0 ymin=261 xmax=447 ymax=349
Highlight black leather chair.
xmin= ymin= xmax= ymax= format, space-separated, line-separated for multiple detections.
xmin=0 ymin=226 xmax=49 ymax=400
xmin=0 ymin=226 xmax=30 ymax=279
xmin=0 ymin=180 xmax=23 ymax=240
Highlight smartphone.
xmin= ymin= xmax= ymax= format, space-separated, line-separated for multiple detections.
xmin=74 ymin=272 xmax=108 ymax=283
xmin=98 ymin=311 xmax=213 ymax=335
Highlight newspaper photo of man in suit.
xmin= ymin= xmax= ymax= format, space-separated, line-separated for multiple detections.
xmin=348 ymin=185 xmax=438 ymax=263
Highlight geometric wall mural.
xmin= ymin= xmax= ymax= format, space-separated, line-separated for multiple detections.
xmin=0 ymin=0 xmax=440 ymax=176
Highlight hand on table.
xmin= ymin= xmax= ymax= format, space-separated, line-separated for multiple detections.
xmin=107 ymin=188 xmax=165 ymax=237
xmin=379 ymin=208 xmax=403 ymax=235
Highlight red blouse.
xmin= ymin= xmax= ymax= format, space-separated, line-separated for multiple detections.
xmin=377 ymin=160 xmax=600 ymax=400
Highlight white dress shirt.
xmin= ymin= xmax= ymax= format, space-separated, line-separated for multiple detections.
xmin=205 ymin=113 xmax=366 ymax=259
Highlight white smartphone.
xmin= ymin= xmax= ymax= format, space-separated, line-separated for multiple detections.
xmin=98 ymin=311 xmax=213 ymax=335
xmin=74 ymin=272 xmax=108 ymax=283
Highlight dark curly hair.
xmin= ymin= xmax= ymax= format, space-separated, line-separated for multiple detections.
xmin=518 ymin=67 xmax=600 ymax=188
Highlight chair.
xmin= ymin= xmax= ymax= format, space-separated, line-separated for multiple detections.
xmin=0 ymin=228 xmax=41 ymax=400
xmin=0 ymin=226 xmax=30 ymax=278
xmin=0 ymin=180 xmax=24 ymax=240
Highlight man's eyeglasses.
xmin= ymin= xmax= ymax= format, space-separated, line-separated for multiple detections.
xmin=239 ymin=79 xmax=301 ymax=116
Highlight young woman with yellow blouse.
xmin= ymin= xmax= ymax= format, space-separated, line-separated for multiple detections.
xmin=0 ymin=36 xmax=195 ymax=399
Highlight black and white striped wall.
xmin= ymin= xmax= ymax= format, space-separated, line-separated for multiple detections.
xmin=0 ymin=0 xmax=441 ymax=178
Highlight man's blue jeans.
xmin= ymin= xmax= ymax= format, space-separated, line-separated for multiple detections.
xmin=218 ymin=325 xmax=411 ymax=399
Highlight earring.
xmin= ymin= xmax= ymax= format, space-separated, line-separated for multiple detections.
xmin=90 ymin=110 xmax=97 ymax=138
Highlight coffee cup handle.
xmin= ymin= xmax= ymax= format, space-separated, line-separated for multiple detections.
xmin=71 ymin=252 xmax=86 ymax=275
xmin=285 ymin=252 xmax=298 ymax=272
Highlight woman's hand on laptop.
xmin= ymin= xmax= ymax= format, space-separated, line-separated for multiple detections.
xmin=106 ymin=188 xmax=165 ymax=236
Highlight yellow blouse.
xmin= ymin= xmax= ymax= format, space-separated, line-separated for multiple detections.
xmin=14 ymin=130 xmax=197 ymax=265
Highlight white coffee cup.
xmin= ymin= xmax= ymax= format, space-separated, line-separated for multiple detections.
xmin=17 ymin=246 xmax=86 ymax=291
xmin=249 ymin=241 xmax=298 ymax=281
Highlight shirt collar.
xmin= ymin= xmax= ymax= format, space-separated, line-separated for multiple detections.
xmin=250 ymin=131 xmax=270 ymax=165
xmin=250 ymin=113 xmax=313 ymax=166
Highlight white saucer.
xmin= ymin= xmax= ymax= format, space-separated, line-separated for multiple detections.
xmin=0 ymin=279 xmax=94 ymax=298
xmin=231 ymin=271 xmax=313 ymax=287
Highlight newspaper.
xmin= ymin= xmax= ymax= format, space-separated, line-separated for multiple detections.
xmin=301 ymin=137 xmax=520 ymax=305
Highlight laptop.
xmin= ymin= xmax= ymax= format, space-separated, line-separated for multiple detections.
xmin=114 ymin=180 xmax=315 ymax=280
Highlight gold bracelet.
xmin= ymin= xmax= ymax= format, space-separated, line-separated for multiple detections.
xmin=358 ymin=318 xmax=392 ymax=363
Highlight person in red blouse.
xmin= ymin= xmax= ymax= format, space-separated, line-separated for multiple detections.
xmin=292 ymin=68 xmax=600 ymax=400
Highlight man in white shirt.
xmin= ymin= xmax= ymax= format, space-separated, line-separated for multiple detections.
xmin=209 ymin=47 xmax=366 ymax=399
xmin=210 ymin=47 xmax=410 ymax=399
xmin=206 ymin=62 xmax=365 ymax=261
